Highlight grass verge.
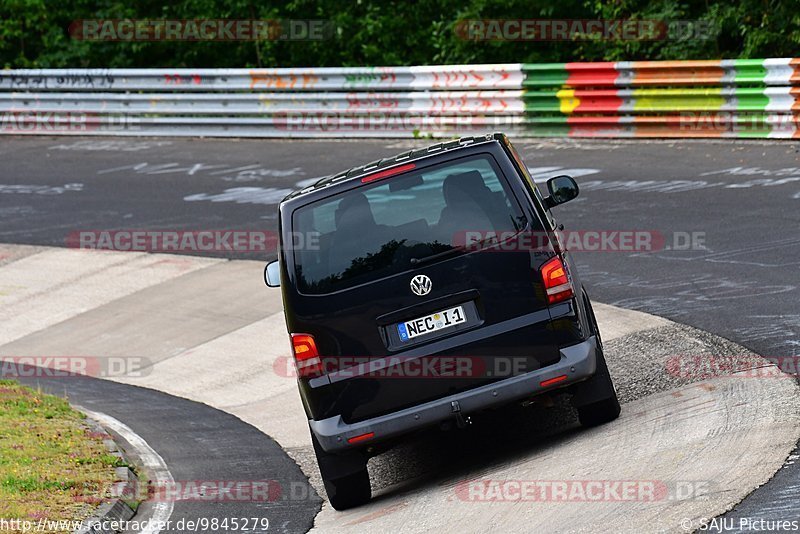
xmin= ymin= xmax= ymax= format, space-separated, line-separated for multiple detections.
xmin=0 ymin=380 xmax=122 ymax=532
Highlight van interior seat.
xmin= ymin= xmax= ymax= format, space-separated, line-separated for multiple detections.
xmin=437 ymin=171 xmax=498 ymax=240
xmin=328 ymin=192 xmax=385 ymax=274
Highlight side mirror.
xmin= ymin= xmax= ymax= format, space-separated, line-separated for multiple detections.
xmin=264 ymin=260 xmax=281 ymax=287
xmin=544 ymin=175 xmax=579 ymax=208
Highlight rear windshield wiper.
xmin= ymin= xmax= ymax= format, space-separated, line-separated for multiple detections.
xmin=410 ymin=247 xmax=465 ymax=266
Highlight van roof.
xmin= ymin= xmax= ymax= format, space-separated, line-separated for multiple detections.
xmin=283 ymin=132 xmax=507 ymax=202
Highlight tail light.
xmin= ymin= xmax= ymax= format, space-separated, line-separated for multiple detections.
xmin=540 ymin=256 xmax=574 ymax=304
xmin=291 ymin=333 xmax=323 ymax=378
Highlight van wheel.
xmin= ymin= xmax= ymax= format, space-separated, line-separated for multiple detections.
xmin=574 ymin=351 xmax=621 ymax=427
xmin=311 ymin=432 xmax=371 ymax=510
xmin=573 ymin=292 xmax=621 ymax=428
xmin=577 ymin=394 xmax=621 ymax=427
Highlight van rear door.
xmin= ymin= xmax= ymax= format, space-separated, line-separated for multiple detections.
xmin=285 ymin=150 xmax=563 ymax=423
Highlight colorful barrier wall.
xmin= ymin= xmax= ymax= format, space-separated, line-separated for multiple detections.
xmin=1 ymin=59 xmax=798 ymax=138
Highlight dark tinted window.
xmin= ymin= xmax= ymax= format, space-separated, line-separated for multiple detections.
xmin=292 ymin=154 xmax=527 ymax=294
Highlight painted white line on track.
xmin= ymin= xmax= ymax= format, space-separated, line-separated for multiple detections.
xmin=80 ymin=408 xmax=174 ymax=534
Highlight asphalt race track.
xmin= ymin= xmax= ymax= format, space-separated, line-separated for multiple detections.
xmin=1 ymin=136 xmax=799 ymax=531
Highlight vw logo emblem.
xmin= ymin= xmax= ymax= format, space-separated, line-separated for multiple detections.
xmin=410 ymin=274 xmax=432 ymax=296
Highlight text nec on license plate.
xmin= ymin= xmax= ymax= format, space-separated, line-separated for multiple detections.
xmin=397 ymin=305 xmax=466 ymax=342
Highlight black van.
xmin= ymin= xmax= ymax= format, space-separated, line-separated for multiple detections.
xmin=265 ymin=133 xmax=620 ymax=510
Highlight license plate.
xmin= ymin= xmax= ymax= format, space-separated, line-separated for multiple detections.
xmin=397 ymin=305 xmax=466 ymax=342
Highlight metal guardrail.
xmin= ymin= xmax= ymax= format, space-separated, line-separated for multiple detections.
xmin=1 ymin=60 xmax=798 ymax=138
xmin=0 ymin=66 xmax=524 ymax=91
xmin=0 ymin=91 xmax=526 ymax=115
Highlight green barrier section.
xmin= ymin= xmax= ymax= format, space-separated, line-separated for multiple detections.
xmin=520 ymin=116 xmax=571 ymax=136
xmin=732 ymin=59 xmax=768 ymax=85
xmin=521 ymin=91 xmax=562 ymax=113
xmin=732 ymin=114 xmax=792 ymax=138
xmin=732 ymin=88 xmax=771 ymax=111
xmin=521 ymin=64 xmax=569 ymax=88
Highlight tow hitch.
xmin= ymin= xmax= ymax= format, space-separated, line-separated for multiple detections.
xmin=450 ymin=400 xmax=472 ymax=429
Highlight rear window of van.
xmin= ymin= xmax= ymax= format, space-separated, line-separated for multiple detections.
xmin=291 ymin=155 xmax=528 ymax=294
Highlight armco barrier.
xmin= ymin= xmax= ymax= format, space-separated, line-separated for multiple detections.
xmin=1 ymin=59 xmax=798 ymax=138
xmin=0 ymin=65 xmax=524 ymax=91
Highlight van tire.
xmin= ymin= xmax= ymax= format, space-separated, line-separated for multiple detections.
xmin=577 ymin=393 xmax=621 ymax=428
xmin=574 ymin=351 xmax=621 ymax=427
xmin=311 ymin=432 xmax=371 ymax=510
xmin=573 ymin=291 xmax=621 ymax=428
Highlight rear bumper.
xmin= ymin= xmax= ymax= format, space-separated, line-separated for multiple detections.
xmin=309 ymin=335 xmax=598 ymax=453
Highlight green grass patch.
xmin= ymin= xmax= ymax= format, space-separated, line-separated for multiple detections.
xmin=0 ymin=380 xmax=119 ymax=532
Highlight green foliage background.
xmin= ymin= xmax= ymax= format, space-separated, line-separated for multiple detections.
xmin=1 ymin=0 xmax=799 ymax=68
